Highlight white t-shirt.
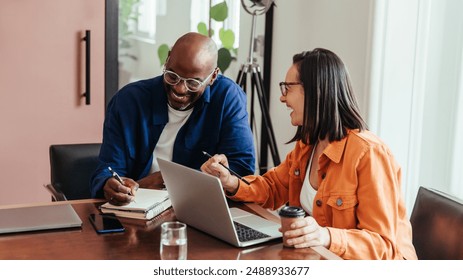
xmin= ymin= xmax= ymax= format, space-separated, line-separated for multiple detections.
xmin=300 ymin=145 xmax=317 ymax=215
xmin=150 ymin=105 xmax=193 ymax=173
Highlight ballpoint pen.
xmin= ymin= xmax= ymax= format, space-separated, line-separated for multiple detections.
xmin=108 ymin=167 xmax=136 ymax=200
xmin=202 ymin=151 xmax=251 ymax=185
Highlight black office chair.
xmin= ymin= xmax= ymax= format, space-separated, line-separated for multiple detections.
xmin=48 ymin=143 xmax=101 ymax=201
xmin=410 ymin=186 xmax=463 ymax=259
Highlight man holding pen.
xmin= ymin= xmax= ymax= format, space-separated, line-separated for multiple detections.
xmin=90 ymin=32 xmax=255 ymax=205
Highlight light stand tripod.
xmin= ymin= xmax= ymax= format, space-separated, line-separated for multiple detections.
xmin=236 ymin=9 xmax=280 ymax=174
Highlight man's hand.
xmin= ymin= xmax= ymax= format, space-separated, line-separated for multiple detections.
xmin=103 ymin=177 xmax=139 ymax=206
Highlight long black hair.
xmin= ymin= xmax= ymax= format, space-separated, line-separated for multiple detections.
xmin=288 ymin=48 xmax=367 ymax=145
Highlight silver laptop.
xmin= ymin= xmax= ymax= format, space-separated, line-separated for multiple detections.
xmin=157 ymin=158 xmax=281 ymax=247
xmin=0 ymin=204 xmax=82 ymax=234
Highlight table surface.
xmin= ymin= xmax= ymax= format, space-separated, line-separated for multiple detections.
xmin=0 ymin=199 xmax=341 ymax=260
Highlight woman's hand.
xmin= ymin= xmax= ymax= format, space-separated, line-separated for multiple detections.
xmin=200 ymin=153 xmax=239 ymax=194
xmin=282 ymin=216 xmax=331 ymax=248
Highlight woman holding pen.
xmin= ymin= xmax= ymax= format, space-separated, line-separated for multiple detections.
xmin=201 ymin=48 xmax=417 ymax=260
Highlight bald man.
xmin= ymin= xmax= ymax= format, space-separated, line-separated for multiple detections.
xmin=90 ymin=32 xmax=255 ymax=205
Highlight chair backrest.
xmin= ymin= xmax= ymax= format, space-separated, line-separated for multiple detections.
xmin=49 ymin=143 xmax=101 ymax=200
xmin=410 ymin=186 xmax=463 ymax=259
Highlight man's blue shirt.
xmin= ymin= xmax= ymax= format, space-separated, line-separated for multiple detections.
xmin=90 ymin=75 xmax=255 ymax=198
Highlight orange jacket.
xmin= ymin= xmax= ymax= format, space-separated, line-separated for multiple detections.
xmin=231 ymin=129 xmax=417 ymax=260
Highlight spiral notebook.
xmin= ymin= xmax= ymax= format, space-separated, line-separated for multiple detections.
xmin=100 ymin=188 xmax=171 ymax=220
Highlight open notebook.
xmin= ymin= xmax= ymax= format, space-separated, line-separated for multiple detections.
xmin=0 ymin=204 xmax=82 ymax=234
xmin=100 ymin=188 xmax=171 ymax=220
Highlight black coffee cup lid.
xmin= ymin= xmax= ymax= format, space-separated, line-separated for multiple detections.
xmin=278 ymin=206 xmax=305 ymax=217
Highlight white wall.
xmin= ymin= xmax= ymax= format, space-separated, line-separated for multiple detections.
xmin=270 ymin=0 xmax=372 ymax=161
xmin=367 ymin=0 xmax=424 ymax=211
xmin=418 ymin=0 xmax=463 ymax=199
xmin=368 ymin=0 xmax=463 ymax=211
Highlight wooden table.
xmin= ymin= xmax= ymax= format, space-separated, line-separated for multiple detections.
xmin=0 ymin=200 xmax=341 ymax=260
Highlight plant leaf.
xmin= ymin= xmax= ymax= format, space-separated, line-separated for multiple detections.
xmin=210 ymin=1 xmax=228 ymax=22
xmin=218 ymin=47 xmax=232 ymax=73
xmin=197 ymin=22 xmax=208 ymax=36
xmin=157 ymin=44 xmax=170 ymax=66
xmin=219 ymin=28 xmax=235 ymax=50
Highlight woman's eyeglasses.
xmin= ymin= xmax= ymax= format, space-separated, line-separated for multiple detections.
xmin=279 ymin=82 xmax=303 ymax=96
xmin=163 ymin=67 xmax=216 ymax=92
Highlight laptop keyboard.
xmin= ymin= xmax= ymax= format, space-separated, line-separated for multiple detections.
xmin=234 ymin=221 xmax=270 ymax=242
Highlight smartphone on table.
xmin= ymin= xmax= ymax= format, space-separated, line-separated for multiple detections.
xmin=89 ymin=213 xmax=125 ymax=234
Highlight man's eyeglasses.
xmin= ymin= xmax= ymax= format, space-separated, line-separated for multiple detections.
xmin=163 ymin=67 xmax=216 ymax=92
xmin=279 ymin=82 xmax=303 ymax=96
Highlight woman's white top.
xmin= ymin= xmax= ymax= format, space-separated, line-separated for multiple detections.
xmin=300 ymin=144 xmax=318 ymax=215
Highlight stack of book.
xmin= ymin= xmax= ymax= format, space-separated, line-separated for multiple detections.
xmin=100 ymin=188 xmax=171 ymax=220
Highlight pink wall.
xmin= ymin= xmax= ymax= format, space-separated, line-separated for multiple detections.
xmin=0 ymin=1 xmax=106 ymax=205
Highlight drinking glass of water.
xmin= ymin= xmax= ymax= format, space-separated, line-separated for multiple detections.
xmin=160 ymin=221 xmax=187 ymax=260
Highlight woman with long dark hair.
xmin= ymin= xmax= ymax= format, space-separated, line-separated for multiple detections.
xmin=202 ymin=48 xmax=417 ymax=260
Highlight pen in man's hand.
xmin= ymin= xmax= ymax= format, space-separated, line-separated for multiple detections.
xmin=108 ymin=167 xmax=124 ymax=185
xmin=108 ymin=167 xmax=135 ymax=199
xmin=202 ymin=151 xmax=250 ymax=185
